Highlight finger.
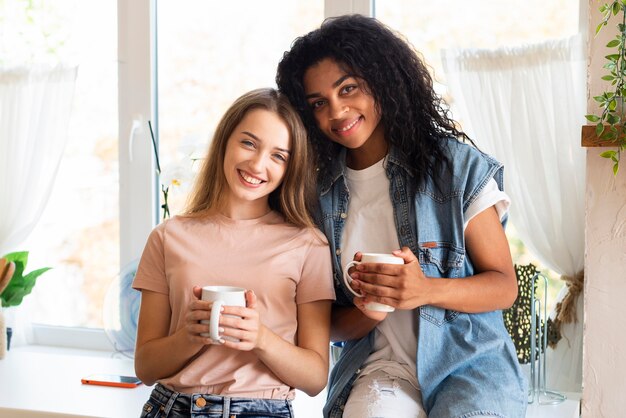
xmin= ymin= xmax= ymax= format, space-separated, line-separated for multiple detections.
xmin=192 ymin=285 xmax=203 ymax=299
xmin=353 ymin=252 xmax=363 ymax=262
xmin=354 ymin=278 xmax=396 ymax=298
xmin=392 ymin=246 xmax=418 ymax=263
xmin=351 ymin=272 xmax=397 ymax=289
xmin=245 ymin=290 xmax=257 ymax=309
xmin=355 ymin=262 xmax=402 ymax=275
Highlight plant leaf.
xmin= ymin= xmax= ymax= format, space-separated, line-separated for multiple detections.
xmin=608 ymin=39 xmax=621 ymax=47
xmin=613 ymin=162 xmax=620 ymax=175
xmin=600 ymin=150 xmax=618 ymax=158
xmin=586 ymin=114 xmax=602 ymax=122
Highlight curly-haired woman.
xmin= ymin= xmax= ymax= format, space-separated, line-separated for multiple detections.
xmin=276 ymin=14 xmax=527 ymax=418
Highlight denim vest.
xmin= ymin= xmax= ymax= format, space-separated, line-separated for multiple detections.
xmin=318 ymin=139 xmax=527 ymax=418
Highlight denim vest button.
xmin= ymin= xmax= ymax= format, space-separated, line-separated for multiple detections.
xmin=195 ymin=397 xmax=207 ymax=407
xmin=394 ymin=191 xmax=401 ymax=201
xmin=336 ymin=248 xmax=342 ymax=255
xmin=340 ymin=212 xmax=347 ymax=219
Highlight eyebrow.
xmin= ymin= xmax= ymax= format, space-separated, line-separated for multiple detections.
xmin=305 ymin=74 xmax=353 ymax=100
xmin=242 ymin=131 xmax=291 ymax=154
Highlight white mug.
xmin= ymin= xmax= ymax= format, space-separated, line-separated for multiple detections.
xmin=200 ymin=285 xmax=246 ymax=343
xmin=343 ymin=253 xmax=403 ymax=312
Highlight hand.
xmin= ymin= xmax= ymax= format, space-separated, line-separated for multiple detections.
xmin=218 ymin=290 xmax=266 ymax=351
xmin=183 ymin=285 xmax=216 ymax=346
xmin=350 ymin=247 xmax=431 ymax=310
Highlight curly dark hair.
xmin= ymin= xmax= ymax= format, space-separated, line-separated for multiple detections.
xmin=276 ymin=14 xmax=471 ymax=186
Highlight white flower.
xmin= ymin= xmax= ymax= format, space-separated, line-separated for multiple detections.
xmin=160 ymin=161 xmax=194 ymax=193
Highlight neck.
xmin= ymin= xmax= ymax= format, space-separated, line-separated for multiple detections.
xmin=217 ymin=199 xmax=271 ymax=220
xmin=346 ymin=124 xmax=388 ymax=170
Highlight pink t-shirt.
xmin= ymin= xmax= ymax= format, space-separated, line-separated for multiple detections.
xmin=132 ymin=211 xmax=334 ymax=399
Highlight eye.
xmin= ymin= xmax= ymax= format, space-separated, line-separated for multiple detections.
xmin=340 ymin=84 xmax=357 ymax=95
xmin=240 ymin=139 xmax=255 ymax=148
xmin=272 ymin=152 xmax=288 ymax=163
xmin=309 ymin=99 xmax=326 ymax=110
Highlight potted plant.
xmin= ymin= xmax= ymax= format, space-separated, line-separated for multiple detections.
xmin=585 ymin=0 xmax=626 ymax=175
xmin=0 ymin=251 xmax=50 ymax=354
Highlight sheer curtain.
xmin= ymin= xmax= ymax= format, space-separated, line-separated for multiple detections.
xmin=0 ymin=66 xmax=78 ymax=256
xmin=441 ymin=35 xmax=586 ymax=392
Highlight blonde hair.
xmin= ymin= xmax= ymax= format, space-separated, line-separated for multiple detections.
xmin=184 ymin=88 xmax=317 ymax=228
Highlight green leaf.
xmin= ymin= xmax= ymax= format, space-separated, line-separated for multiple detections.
xmin=596 ymin=22 xmax=606 ymax=35
xmin=613 ymin=1 xmax=621 ymax=15
xmin=1 ymin=251 xmax=51 ymax=308
xmin=607 ymin=53 xmax=621 ymax=61
xmin=607 ymin=39 xmax=621 ymax=47
xmin=586 ymin=114 xmax=602 ymax=122
xmin=607 ymin=112 xmax=620 ymax=124
xmin=613 ymin=162 xmax=620 ymax=175
xmin=596 ymin=123 xmax=606 ymax=137
xmin=603 ymin=74 xmax=617 ymax=81
xmin=601 ymin=150 xmax=618 ymax=158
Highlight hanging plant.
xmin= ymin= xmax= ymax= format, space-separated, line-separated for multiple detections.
xmin=586 ymin=0 xmax=626 ymax=175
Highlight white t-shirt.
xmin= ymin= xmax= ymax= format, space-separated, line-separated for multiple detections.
xmin=340 ymin=157 xmax=510 ymax=390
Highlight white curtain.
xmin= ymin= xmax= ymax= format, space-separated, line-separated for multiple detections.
xmin=441 ymin=35 xmax=586 ymax=392
xmin=0 ymin=66 xmax=78 ymax=255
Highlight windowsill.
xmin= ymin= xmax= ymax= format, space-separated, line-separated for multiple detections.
xmin=0 ymin=345 xmax=151 ymax=418
xmin=0 ymin=345 xmax=578 ymax=418
xmin=0 ymin=344 xmax=326 ymax=418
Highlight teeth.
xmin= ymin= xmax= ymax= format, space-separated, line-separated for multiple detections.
xmin=338 ymin=118 xmax=359 ymax=132
xmin=240 ymin=171 xmax=262 ymax=185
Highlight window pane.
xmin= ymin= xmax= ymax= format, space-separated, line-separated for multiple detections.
xmin=375 ymin=0 xmax=579 ymax=90
xmin=18 ymin=0 xmax=119 ymax=329
xmin=156 ymin=0 xmax=324 ymax=216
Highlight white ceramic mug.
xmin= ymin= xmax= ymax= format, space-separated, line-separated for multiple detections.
xmin=343 ymin=253 xmax=403 ymax=312
xmin=200 ymin=285 xmax=246 ymax=343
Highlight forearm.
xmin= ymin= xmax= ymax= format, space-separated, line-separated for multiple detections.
xmin=426 ymin=270 xmax=517 ymax=313
xmin=330 ymin=305 xmax=379 ymax=342
xmin=135 ymin=329 xmax=204 ymax=386
xmin=253 ymin=327 xmax=328 ymax=396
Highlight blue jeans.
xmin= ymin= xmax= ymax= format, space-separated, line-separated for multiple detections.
xmin=140 ymin=384 xmax=295 ymax=418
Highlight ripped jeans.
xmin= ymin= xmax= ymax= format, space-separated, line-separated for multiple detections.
xmin=342 ymin=370 xmax=427 ymax=418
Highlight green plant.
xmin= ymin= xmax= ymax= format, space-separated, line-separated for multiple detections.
xmin=586 ymin=0 xmax=626 ymax=175
xmin=1 ymin=251 xmax=51 ymax=308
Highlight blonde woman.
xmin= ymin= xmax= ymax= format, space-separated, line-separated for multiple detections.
xmin=133 ymin=88 xmax=334 ymax=418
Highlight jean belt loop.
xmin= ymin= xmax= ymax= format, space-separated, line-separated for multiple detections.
xmin=222 ymin=396 xmax=231 ymax=418
xmin=162 ymin=387 xmax=180 ymax=416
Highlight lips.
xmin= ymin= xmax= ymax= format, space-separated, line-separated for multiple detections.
xmin=238 ymin=169 xmax=265 ymax=186
xmin=332 ymin=116 xmax=362 ymax=136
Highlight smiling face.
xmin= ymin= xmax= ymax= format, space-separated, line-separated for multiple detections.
xmin=303 ymin=58 xmax=387 ymax=169
xmin=221 ymin=108 xmax=291 ymax=218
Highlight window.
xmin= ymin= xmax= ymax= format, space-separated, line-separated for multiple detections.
xmin=156 ymin=0 xmax=325 ymax=216
xmin=12 ymin=0 xmax=119 ymax=331
xmin=374 ymin=0 xmax=581 ymax=308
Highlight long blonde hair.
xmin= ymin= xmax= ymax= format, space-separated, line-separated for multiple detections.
xmin=185 ymin=88 xmax=317 ymax=228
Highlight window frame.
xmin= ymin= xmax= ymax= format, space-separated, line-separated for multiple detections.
xmin=29 ymin=0 xmax=374 ymax=350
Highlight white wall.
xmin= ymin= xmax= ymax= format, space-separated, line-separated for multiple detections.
xmin=583 ymin=1 xmax=626 ymax=416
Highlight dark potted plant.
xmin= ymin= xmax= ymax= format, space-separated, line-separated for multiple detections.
xmin=585 ymin=0 xmax=626 ymax=175
xmin=0 ymin=251 xmax=50 ymax=354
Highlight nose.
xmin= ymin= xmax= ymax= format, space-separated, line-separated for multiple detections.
xmin=329 ymin=99 xmax=348 ymax=120
xmin=248 ymin=152 xmax=266 ymax=173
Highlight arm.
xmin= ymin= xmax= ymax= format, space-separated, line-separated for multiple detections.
xmin=351 ymin=205 xmax=517 ymax=313
xmin=330 ymin=302 xmax=388 ymax=342
xmin=219 ymin=293 xmax=332 ymax=396
xmin=134 ymin=288 xmax=215 ymax=385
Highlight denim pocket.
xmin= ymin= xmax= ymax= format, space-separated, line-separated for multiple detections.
xmin=418 ymin=243 xmax=464 ymax=277
xmin=140 ymin=399 xmax=164 ymax=418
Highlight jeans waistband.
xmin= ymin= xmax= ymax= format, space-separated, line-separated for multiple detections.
xmin=150 ymin=383 xmax=293 ymax=417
